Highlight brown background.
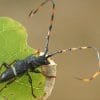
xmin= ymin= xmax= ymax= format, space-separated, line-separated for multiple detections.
xmin=0 ymin=0 xmax=100 ymax=100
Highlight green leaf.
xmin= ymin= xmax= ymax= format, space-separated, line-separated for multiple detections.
xmin=0 ymin=17 xmax=45 ymax=100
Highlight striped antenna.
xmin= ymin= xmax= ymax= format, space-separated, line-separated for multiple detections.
xmin=29 ymin=0 xmax=55 ymax=56
xmin=28 ymin=1 xmax=100 ymax=82
xmin=47 ymin=46 xmax=100 ymax=82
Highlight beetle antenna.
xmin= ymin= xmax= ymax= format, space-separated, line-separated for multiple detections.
xmin=43 ymin=0 xmax=55 ymax=56
xmin=29 ymin=0 xmax=55 ymax=56
xmin=29 ymin=0 xmax=50 ymax=16
xmin=47 ymin=46 xmax=100 ymax=82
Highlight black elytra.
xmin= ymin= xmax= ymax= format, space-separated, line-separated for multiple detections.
xmin=0 ymin=55 xmax=50 ymax=82
xmin=0 ymin=0 xmax=100 ymax=98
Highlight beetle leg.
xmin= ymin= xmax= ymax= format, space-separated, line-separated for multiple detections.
xmin=26 ymin=72 xmax=36 ymax=98
xmin=0 ymin=60 xmax=17 ymax=70
xmin=9 ymin=60 xmax=17 ymax=66
xmin=0 ymin=61 xmax=16 ymax=73
xmin=0 ymin=63 xmax=10 ymax=74
xmin=0 ymin=63 xmax=10 ymax=69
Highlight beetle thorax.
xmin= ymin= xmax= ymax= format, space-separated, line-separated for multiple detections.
xmin=25 ymin=55 xmax=50 ymax=67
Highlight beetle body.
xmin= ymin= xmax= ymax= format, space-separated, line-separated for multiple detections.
xmin=0 ymin=55 xmax=50 ymax=83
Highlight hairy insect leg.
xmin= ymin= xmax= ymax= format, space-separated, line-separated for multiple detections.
xmin=47 ymin=46 xmax=100 ymax=82
xmin=26 ymin=72 xmax=36 ymax=98
xmin=0 ymin=78 xmax=15 ymax=92
xmin=29 ymin=0 xmax=55 ymax=56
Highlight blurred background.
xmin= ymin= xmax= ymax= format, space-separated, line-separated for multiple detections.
xmin=0 ymin=0 xmax=100 ymax=100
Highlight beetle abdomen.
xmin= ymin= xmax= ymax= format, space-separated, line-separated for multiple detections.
xmin=0 ymin=67 xmax=15 ymax=83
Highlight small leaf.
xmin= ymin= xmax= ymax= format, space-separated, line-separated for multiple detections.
xmin=0 ymin=17 xmax=45 ymax=100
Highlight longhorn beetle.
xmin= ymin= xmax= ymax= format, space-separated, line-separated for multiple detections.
xmin=0 ymin=0 xmax=100 ymax=98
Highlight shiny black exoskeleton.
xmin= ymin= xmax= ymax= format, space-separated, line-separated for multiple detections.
xmin=0 ymin=55 xmax=50 ymax=83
